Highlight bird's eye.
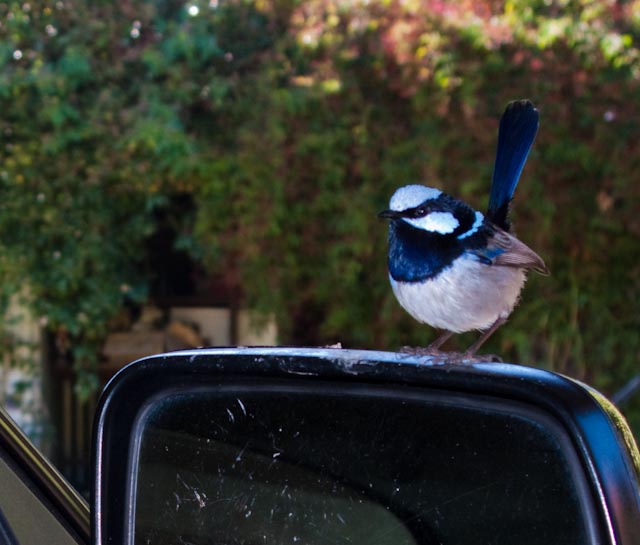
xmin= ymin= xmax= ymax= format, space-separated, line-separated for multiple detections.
xmin=414 ymin=206 xmax=428 ymax=217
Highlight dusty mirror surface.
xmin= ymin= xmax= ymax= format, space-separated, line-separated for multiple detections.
xmin=130 ymin=382 xmax=596 ymax=545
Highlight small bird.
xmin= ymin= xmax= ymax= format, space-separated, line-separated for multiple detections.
xmin=379 ymin=100 xmax=548 ymax=356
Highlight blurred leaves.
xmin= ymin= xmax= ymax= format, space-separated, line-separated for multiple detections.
xmin=0 ymin=0 xmax=638 ymax=413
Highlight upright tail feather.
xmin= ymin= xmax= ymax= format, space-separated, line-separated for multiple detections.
xmin=487 ymin=100 xmax=539 ymax=231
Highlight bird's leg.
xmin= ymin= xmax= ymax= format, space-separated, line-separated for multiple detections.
xmin=464 ymin=316 xmax=507 ymax=356
xmin=428 ymin=330 xmax=454 ymax=351
xmin=401 ymin=330 xmax=454 ymax=356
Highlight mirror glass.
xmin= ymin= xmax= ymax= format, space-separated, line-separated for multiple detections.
xmin=131 ymin=382 xmax=596 ymax=545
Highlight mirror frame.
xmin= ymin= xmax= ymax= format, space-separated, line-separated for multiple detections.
xmin=92 ymin=347 xmax=640 ymax=545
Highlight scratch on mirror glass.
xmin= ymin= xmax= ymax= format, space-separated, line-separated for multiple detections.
xmin=175 ymin=473 xmax=210 ymax=511
xmin=279 ymin=484 xmax=293 ymax=501
xmin=267 ymin=432 xmax=284 ymax=457
xmin=236 ymin=444 xmax=248 ymax=462
xmin=210 ymin=419 xmax=228 ymax=434
xmin=422 ymin=479 xmax=502 ymax=520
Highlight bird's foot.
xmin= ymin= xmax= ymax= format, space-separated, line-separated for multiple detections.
xmin=461 ymin=352 xmax=503 ymax=363
xmin=400 ymin=345 xmax=449 ymax=357
xmin=399 ymin=346 xmax=502 ymax=364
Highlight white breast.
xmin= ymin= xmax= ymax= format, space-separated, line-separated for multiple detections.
xmin=390 ymin=256 xmax=527 ymax=332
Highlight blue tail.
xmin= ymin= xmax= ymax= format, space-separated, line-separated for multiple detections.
xmin=487 ymin=100 xmax=539 ymax=231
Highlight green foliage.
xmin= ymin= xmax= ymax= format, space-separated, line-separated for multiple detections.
xmin=0 ymin=0 xmax=639 ymax=430
xmin=193 ymin=0 xmax=640 ymax=419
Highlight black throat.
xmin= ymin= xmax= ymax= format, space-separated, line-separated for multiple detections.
xmin=386 ymin=198 xmax=490 ymax=282
xmin=387 ymin=220 xmax=463 ymax=282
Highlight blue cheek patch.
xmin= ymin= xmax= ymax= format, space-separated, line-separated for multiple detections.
xmin=468 ymin=245 xmax=505 ymax=266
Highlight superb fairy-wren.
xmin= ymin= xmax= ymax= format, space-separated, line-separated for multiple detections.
xmin=379 ymin=100 xmax=548 ymax=356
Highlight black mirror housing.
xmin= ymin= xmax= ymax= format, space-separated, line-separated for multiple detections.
xmin=92 ymin=348 xmax=640 ymax=545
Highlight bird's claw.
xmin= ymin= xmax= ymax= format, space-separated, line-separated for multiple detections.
xmin=400 ymin=345 xmax=449 ymax=357
xmin=462 ymin=352 xmax=503 ymax=363
xmin=399 ymin=346 xmax=502 ymax=364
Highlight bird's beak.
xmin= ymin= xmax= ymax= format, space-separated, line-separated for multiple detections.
xmin=378 ymin=209 xmax=402 ymax=220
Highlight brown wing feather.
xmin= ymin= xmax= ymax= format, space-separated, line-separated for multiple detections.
xmin=491 ymin=229 xmax=549 ymax=275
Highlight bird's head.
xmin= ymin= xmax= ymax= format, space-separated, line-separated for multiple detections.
xmin=378 ymin=184 xmax=461 ymax=235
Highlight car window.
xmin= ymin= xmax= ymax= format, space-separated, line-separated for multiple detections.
xmin=130 ymin=383 xmax=598 ymax=545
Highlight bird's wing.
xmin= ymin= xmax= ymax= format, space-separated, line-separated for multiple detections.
xmin=470 ymin=229 xmax=549 ymax=275
xmin=487 ymin=100 xmax=539 ymax=231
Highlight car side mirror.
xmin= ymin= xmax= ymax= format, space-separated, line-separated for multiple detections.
xmin=92 ymin=348 xmax=640 ymax=545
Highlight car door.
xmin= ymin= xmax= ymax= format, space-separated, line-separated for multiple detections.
xmin=0 ymin=408 xmax=89 ymax=545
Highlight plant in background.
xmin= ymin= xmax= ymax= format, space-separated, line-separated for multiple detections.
xmin=0 ymin=290 xmax=48 ymax=446
xmin=194 ymin=0 xmax=640 ymax=429
xmin=1 ymin=0 xmax=639 ymax=434
xmin=0 ymin=1 xmax=173 ymax=396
